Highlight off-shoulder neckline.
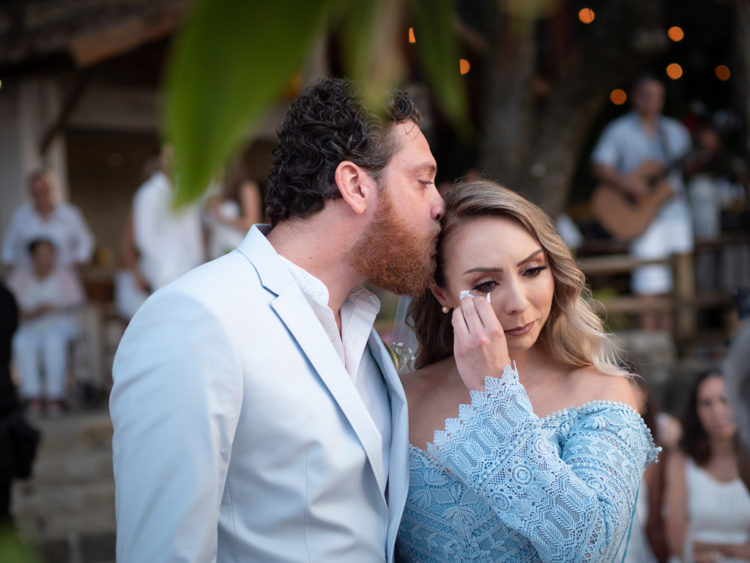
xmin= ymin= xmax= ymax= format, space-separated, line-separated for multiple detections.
xmin=409 ymin=398 xmax=657 ymax=470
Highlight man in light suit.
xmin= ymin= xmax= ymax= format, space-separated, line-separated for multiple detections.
xmin=110 ymin=78 xmax=444 ymax=562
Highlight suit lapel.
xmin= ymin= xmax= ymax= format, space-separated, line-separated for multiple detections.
xmin=368 ymin=331 xmax=410 ymax=560
xmin=271 ymin=290 xmax=386 ymax=495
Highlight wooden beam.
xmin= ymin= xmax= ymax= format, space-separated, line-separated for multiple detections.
xmin=40 ymin=70 xmax=90 ymax=155
xmin=577 ymin=254 xmax=670 ymax=276
xmin=67 ymin=3 xmax=187 ymax=67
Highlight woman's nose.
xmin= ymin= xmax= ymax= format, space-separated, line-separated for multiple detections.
xmin=503 ymin=279 xmax=529 ymax=315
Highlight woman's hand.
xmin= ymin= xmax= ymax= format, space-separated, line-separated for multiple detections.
xmin=452 ymin=294 xmax=511 ymax=392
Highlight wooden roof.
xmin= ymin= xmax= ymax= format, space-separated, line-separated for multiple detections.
xmin=0 ymin=0 xmax=190 ymax=71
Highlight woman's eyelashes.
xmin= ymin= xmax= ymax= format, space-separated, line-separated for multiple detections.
xmin=524 ymin=265 xmax=548 ymax=278
xmin=472 ymin=280 xmax=497 ymax=293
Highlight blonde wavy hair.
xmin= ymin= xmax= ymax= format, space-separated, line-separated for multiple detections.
xmin=408 ymin=180 xmax=628 ymax=377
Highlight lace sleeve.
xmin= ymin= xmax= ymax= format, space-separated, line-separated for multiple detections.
xmin=427 ymin=365 xmax=659 ymax=563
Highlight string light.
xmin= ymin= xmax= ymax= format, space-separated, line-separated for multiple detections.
xmin=666 ymin=63 xmax=683 ymax=80
xmin=460 ymin=59 xmax=471 ymax=75
xmin=715 ymin=65 xmax=730 ymax=81
xmin=408 ymin=28 xmax=416 ymax=43
xmin=610 ymin=89 xmax=627 ymax=105
xmin=667 ymin=27 xmax=684 ymax=42
xmin=578 ymin=8 xmax=595 ymax=23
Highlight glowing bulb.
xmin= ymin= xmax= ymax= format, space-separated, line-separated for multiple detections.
xmin=408 ymin=28 xmax=416 ymax=43
xmin=460 ymin=59 xmax=471 ymax=75
xmin=610 ymin=89 xmax=627 ymax=105
xmin=668 ymin=26 xmax=684 ymax=42
xmin=666 ymin=63 xmax=683 ymax=80
xmin=579 ymin=8 xmax=595 ymax=23
xmin=715 ymin=65 xmax=730 ymax=81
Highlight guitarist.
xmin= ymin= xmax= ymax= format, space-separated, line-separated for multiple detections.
xmin=591 ymin=75 xmax=694 ymax=332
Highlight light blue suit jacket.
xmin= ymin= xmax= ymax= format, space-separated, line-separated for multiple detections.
xmin=110 ymin=225 xmax=410 ymax=562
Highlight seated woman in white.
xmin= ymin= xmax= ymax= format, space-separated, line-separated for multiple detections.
xmin=665 ymin=371 xmax=750 ymax=563
xmin=8 ymin=239 xmax=84 ymax=417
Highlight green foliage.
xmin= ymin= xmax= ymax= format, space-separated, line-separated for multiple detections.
xmin=165 ymin=0 xmax=470 ymax=206
xmin=165 ymin=0 xmax=329 ymax=205
xmin=0 ymin=527 xmax=43 ymax=563
xmin=411 ymin=0 xmax=471 ymax=137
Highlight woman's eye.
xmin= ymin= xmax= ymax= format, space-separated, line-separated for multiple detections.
xmin=473 ymin=281 xmax=497 ymax=292
xmin=524 ymin=265 xmax=548 ymax=278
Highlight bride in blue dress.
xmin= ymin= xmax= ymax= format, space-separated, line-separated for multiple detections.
xmin=396 ymin=180 xmax=659 ymax=562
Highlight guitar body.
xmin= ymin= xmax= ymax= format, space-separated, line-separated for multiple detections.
xmin=592 ymin=160 xmax=676 ymax=241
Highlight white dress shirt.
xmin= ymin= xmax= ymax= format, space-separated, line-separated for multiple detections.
xmin=2 ymin=202 xmax=95 ymax=270
xmin=132 ymin=171 xmax=205 ymax=291
xmin=280 ymin=256 xmax=392 ymax=494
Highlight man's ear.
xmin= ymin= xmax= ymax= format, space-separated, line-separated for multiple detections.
xmin=335 ymin=160 xmax=377 ymax=216
xmin=430 ymin=279 xmax=453 ymax=310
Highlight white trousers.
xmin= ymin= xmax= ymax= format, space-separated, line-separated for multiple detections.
xmin=13 ymin=316 xmax=77 ymax=400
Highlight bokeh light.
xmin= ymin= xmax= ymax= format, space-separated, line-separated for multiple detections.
xmin=408 ymin=28 xmax=416 ymax=44
xmin=578 ymin=8 xmax=595 ymax=23
xmin=460 ymin=59 xmax=471 ymax=75
xmin=610 ymin=89 xmax=627 ymax=105
xmin=715 ymin=65 xmax=730 ymax=81
xmin=667 ymin=27 xmax=684 ymax=42
xmin=666 ymin=63 xmax=683 ymax=80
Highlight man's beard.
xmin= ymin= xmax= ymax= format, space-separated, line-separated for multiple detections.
xmin=348 ymin=188 xmax=440 ymax=296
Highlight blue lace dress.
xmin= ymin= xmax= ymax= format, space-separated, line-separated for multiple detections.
xmin=397 ymin=365 xmax=660 ymax=563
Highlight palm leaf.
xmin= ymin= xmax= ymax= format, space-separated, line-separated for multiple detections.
xmin=411 ymin=0 xmax=471 ymax=136
xmin=165 ymin=0 xmax=329 ymax=205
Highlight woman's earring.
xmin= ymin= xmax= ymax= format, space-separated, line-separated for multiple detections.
xmin=442 ymin=306 xmax=450 ymax=314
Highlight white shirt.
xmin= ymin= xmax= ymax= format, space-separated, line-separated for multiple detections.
xmin=132 ymin=172 xmax=205 ymax=291
xmin=2 ymin=202 xmax=95 ymax=270
xmin=280 ymin=256 xmax=392 ymax=495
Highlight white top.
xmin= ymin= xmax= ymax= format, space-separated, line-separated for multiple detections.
xmin=684 ymin=457 xmax=750 ymax=563
xmin=132 ymin=172 xmax=205 ymax=291
xmin=280 ymin=256 xmax=392 ymax=496
xmin=205 ymin=200 xmax=247 ymax=260
xmin=1 ymin=201 xmax=95 ymax=270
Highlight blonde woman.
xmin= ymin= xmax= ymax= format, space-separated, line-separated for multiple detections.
xmin=396 ymin=180 xmax=659 ymax=562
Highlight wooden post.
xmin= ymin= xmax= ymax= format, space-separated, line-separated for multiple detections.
xmin=673 ymin=252 xmax=696 ymax=356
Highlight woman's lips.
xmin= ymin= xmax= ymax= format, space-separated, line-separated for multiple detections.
xmin=504 ymin=321 xmax=534 ymax=337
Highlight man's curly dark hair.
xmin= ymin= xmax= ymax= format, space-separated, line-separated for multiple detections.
xmin=266 ymin=78 xmax=422 ymax=225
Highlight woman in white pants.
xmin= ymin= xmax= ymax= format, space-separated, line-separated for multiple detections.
xmin=8 ymin=239 xmax=84 ymax=417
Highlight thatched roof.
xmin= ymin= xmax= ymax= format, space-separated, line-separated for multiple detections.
xmin=0 ymin=0 xmax=190 ymax=71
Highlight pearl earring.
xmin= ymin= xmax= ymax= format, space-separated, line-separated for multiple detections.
xmin=442 ymin=306 xmax=450 ymax=314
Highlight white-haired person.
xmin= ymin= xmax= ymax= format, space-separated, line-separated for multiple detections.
xmin=2 ymin=169 xmax=95 ymax=276
xmin=397 ymin=180 xmax=659 ymax=562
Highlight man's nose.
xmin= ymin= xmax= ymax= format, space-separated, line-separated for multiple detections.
xmin=431 ymin=191 xmax=445 ymax=222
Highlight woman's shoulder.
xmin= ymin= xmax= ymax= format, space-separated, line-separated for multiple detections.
xmin=401 ymin=356 xmax=456 ymax=404
xmin=564 ymin=365 xmax=639 ymax=413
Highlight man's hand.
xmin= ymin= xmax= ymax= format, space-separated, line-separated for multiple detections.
xmin=452 ymin=294 xmax=511 ymax=392
xmin=620 ymin=176 xmax=650 ymax=202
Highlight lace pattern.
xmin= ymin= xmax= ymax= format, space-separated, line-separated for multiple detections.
xmin=397 ymin=365 xmax=660 ymax=563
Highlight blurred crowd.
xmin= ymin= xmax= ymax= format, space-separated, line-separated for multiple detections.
xmin=0 ymin=148 xmax=263 ymax=419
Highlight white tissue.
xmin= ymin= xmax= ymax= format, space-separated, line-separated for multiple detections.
xmin=459 ymin=290 xmax=474 ymax=300
xmin=487 ymin=292 xmax=491 ymax=303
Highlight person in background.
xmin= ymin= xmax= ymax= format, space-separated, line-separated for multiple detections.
xmin=132 ymin=146 xmax=205 ymax=291
xmin=664 ymin=371 xmax=750 ymax=563
xmin=0 ymin=281 xmax=19 ymax=525
xmin=591 ymin=75 xmax=693 ymax=332
xmin=205 ymin=158 xmax=263 ymax=260
xmin=1 ymin=169 xmax=95 ymax=276
xmin=7 ymin=239 xmax=84 ymax=417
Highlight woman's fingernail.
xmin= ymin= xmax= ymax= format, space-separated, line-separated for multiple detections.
xmin=460 ymin=290 xmax=475 ymax=300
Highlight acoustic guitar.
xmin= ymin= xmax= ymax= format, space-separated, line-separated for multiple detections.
xmin=591 ymin=160 xmax=676 ymax=241
xmin=591 ymin=147 xmax=711 ymax=241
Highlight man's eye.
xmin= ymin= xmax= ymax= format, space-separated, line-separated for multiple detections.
xmin=420 ymin=181 xmax=434 ymax=187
